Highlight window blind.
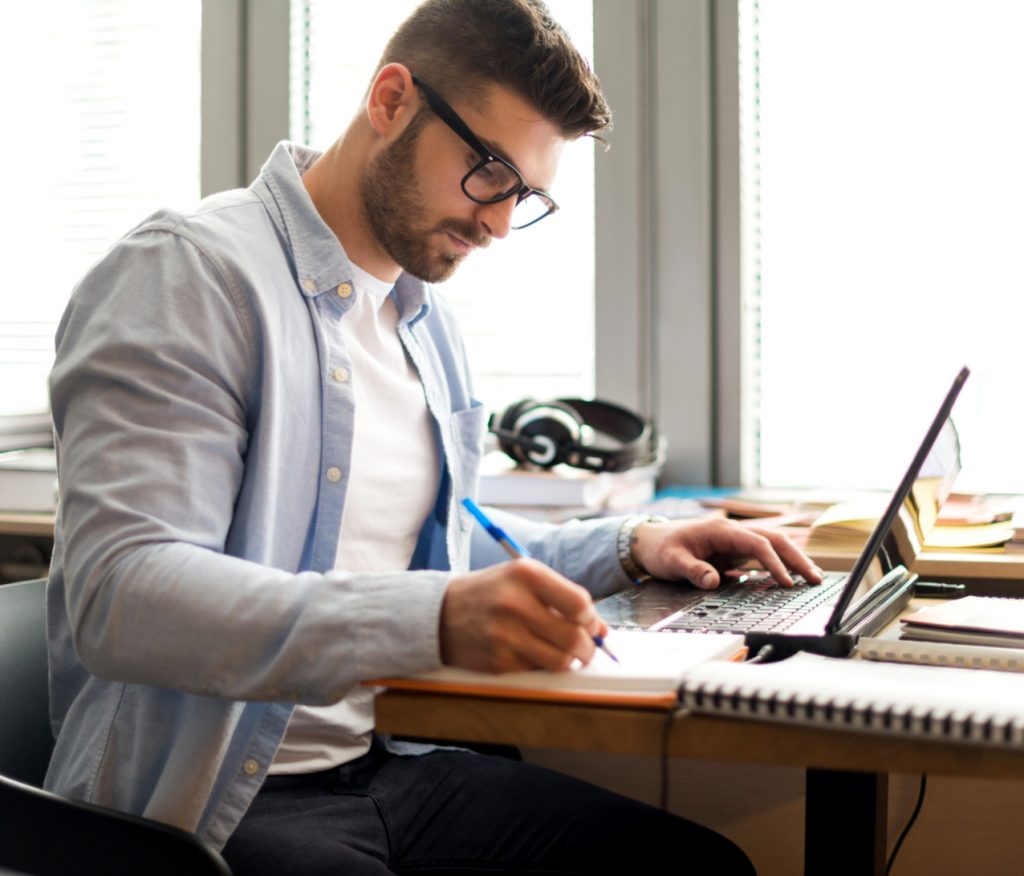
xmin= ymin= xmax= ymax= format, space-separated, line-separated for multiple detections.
xmin=0 ymin=0 xmax=201 ymax=417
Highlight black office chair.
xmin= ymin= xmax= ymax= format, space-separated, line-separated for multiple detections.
xmin=0 ymin=578 xmax=232 ymax=876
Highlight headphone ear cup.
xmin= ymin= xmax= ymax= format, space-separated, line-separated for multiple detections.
xmin=514 ymin=401 xmax=584 ymax=468
xmin=493 ymin=399 xmax=538 ymax=464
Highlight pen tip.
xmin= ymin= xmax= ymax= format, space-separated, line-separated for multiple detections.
xmin=595 ymin=637 xmax=620 ymax=664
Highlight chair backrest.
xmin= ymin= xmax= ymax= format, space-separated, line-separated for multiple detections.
xmin=0 ymin=579 xmax=233 ymax=875
xmin=0 ymin=773 xmax=232 ymax=876
xmin=0 ymin=578 xmax=53 ymax=786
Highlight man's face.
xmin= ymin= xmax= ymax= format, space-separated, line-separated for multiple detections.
xmin=360 ymin=82 xmax=565 ymax=283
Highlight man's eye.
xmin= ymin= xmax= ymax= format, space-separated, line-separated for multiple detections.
xmin=475 ymin=162 xmax=498 ymax=181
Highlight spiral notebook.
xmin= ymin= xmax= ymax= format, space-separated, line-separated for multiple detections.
xmin=678 ymin=651 xmax=1024 ymax=748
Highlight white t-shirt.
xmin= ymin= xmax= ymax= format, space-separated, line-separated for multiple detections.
xmin=270 ymin=262 xmax=440 ymax=773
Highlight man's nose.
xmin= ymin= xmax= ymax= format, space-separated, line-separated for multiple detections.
xmin=477 ymin=196 xmax=517 ymax=240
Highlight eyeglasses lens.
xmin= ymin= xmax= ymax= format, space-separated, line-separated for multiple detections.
xmin=510 ymin=193 xmax=554 ymax=229
xmin=463 ymin=161 xmax=520 ymax=201
xmin=464 ymin=161 xmax=554 ymax=229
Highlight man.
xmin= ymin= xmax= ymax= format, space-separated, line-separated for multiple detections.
xmin=46 ymin=1 xmax=820 ymax=873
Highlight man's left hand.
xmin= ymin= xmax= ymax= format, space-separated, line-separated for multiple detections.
xmin=629 ymin=517 xmax=823 ymax=590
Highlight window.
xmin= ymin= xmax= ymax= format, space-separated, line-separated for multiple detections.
xmin=1 ymin=0 xmax=201 ymax=416
xmin=740 ymin=0 xmax=1024 ymax=492
xmin=290 ymin=0 xmax=596 ymax=412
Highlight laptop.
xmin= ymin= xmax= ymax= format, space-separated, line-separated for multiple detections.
xmin=596 ymin=366 xmax=970 ymax=660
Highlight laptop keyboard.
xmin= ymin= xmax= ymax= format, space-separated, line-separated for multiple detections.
xmin=649 ymin=571 xmax=848 ymax=634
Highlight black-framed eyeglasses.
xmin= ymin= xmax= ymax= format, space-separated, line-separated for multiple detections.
xmin=411 ymin=74 xmax=559 ymax=230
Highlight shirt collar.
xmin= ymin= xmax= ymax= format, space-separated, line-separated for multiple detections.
xmin=252 ymin=141 xmax=431 ymax=324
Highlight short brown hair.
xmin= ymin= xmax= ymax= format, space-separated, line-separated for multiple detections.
xmin=374 ymin=0 xmax=611 ymax=140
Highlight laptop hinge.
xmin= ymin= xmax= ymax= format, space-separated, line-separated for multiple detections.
xmin=838 ymin=572 xmax=917 ymax=638
xmin=831 ymin=569 xmax=921 ymax=635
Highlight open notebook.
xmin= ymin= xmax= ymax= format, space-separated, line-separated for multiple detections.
xmin=365 ymin=629 xmax=744 ymax=709
xmin=597 ymin=367 xmax=970 ymax=660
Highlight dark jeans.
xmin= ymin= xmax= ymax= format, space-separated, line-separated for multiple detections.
xmin=222 ymin=736 xmax=755 ymax=875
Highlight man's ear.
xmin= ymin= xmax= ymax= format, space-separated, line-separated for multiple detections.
xmin=365 ymin=63 xmax=418 ymax=138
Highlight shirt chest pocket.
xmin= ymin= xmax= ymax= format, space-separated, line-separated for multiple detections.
xmin=445 ymin=400 xmax=486 ymax=504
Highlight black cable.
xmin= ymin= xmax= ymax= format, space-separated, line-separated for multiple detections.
xmin=659 ymin=704 xmax=687 ymax=810
xmin=661 ymin=644 xmax=774 ymax=809
xmin=745 ymin=643 xmax=775 ymax=664
xmin=885 ymin=774 xmax=927 ymax=875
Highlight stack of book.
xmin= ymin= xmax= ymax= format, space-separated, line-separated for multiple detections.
xmin=477 ymin=451 xmax=660 ymax=522
xmin=859 ymin=595 xmax=1024 ymax=674
xmin=0 ymin=409 xmax=57 ymax=514
xmin=0 ymin=411 xmax=53 ymax=453
xmin=899 ymin=596 xmax=1024 ymax=650
xmin=0 ymin=447 xmax=58 ymax=513
xmin=999 ymin=498 xmax=1024 ymax=553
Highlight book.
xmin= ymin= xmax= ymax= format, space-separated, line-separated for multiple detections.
xmin=805 ymin=498 xmax=1013 ymax=554
xmin=0 ymin=410 xmax=54 ymax=453
xmin=999 ymin=498 xmax=1024 ymax=552
xmin=803 ymin=498 xmax=885 ymax=552
xmin=678 ymin=650 xmax=1024 ymax=749
xmin=366 ymin=629 xmax=745 ymax=709
xmin=603 ymin=465 xmax=658 ymax=513
xmin=498 ymin=504 xmax=602 ymax=523
xmin=697 ymin=496 xmax=796 ymax=518
xmin=0 ymin=448 xmax=58 ymax=512
xmin=898 ymin=596 xmax=1024 ymax=649
xmin=922 ymin=522 xmax=1014 ymax=552
xmin=938 ymin=493 xmax=1015 ymax=526
xmin=477 ymin=451 xmax=612 ymax=508
xmin=858 ymin=631 xmax=1024 ymax=674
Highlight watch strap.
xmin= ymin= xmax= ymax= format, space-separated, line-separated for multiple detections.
xmin=616 ymin=515 xmax=669 ymax=584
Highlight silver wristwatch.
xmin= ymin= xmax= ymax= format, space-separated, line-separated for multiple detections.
xmin=616 ymin=515 xmax=669 ymax=584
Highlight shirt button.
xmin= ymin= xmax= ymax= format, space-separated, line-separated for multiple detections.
xmin=332 ymin=367 xmax=349 ymax=383
xmin=302 ymin=278 xmax=316 ymax=292
xmin=337 ymin=282 xmax=353 ymax=298
xmin=326 ymin=466 xmax=343 ymax=482
xmin=243 ymin=759 xmax=260 ymax=776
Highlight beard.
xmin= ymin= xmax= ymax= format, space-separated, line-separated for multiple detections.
xmin=359 ymin=112 xmax=488 ymax=283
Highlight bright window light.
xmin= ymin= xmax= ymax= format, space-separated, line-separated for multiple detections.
xmin=0 ymin=0 xmax=201 ymax=415
xmin=741 ymin=0 xmax=1024 ymax=493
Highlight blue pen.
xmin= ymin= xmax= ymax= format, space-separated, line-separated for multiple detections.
xmin=462 ymin=497 xmax=620 ymax=664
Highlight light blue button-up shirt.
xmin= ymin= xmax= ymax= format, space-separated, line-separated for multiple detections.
xmin=44 ymin=142 xmax=631 ymax=849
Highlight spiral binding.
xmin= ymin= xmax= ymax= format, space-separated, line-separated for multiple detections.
xmin=680 ymin=682 xmax=1024 ymax=747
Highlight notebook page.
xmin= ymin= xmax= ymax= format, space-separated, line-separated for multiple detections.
xmin=370 ymin=630 xmax=744 ymax=694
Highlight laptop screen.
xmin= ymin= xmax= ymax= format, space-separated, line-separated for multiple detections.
xmin=826 ymin=367 xmax=968 ymax=633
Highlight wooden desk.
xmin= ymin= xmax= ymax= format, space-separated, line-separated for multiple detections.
xmin=376 ymin=692 xmax=1024 ymax=781
xmin=376 ymin=678 xmax=1024 ymax=876
xmin=0 ymin=512 xmax=56 ymax=538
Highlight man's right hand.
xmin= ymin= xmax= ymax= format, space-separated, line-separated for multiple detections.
xmin=440 ymin=559 xmax=608 ymax=674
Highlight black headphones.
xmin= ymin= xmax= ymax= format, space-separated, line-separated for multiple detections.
xmin=488 ymin=397 xmax=660 ymax=473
